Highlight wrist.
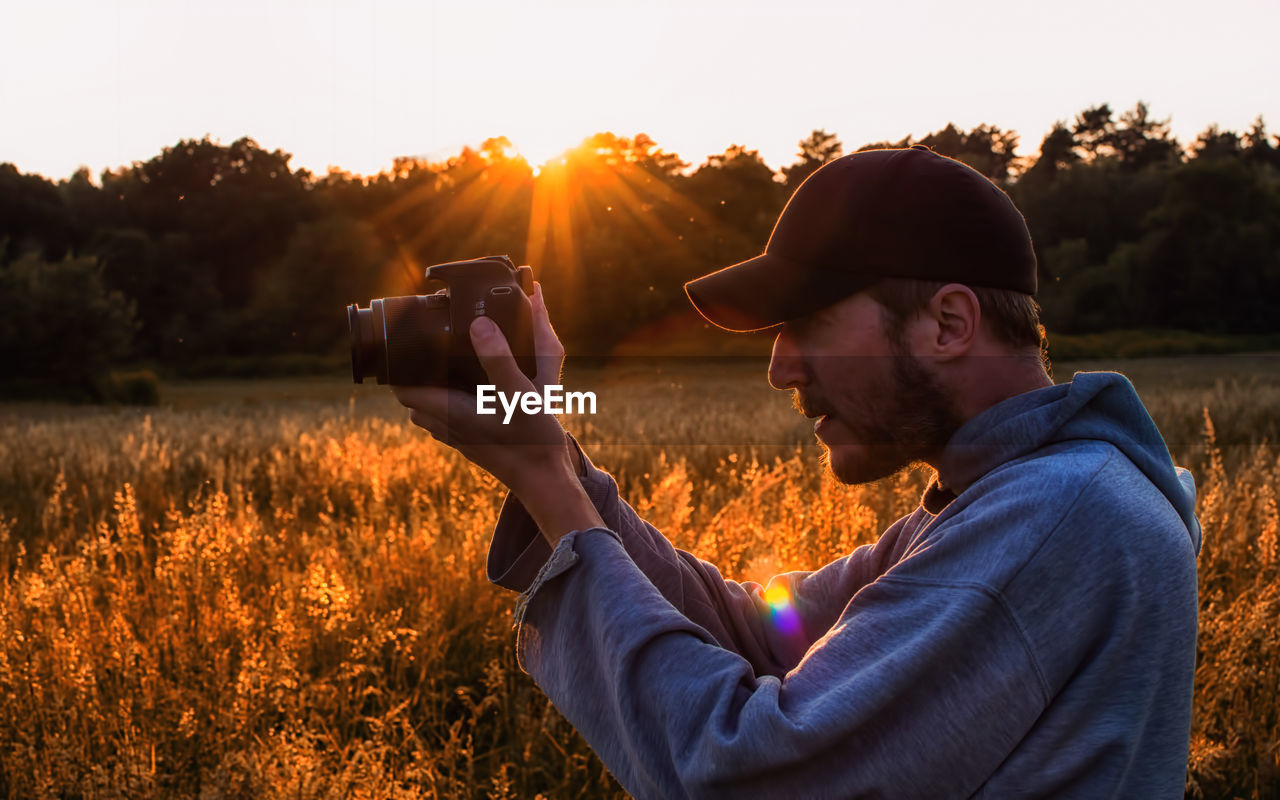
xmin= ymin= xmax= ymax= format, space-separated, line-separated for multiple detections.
xmin=513 ymin=460 xmax=604 ymax=545
xmin=566 ymin=432 xmax=586 ymax=477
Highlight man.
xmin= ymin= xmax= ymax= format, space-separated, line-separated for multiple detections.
xmin=393 ymin=146 xmax=1201 ymax=798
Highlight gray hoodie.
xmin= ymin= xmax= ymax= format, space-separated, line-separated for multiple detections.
xmin=488 ymin=371 xmax=1201 ymax=799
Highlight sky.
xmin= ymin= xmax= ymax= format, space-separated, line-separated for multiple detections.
xmin=2 ymin=0 xmax=1278 ymax=181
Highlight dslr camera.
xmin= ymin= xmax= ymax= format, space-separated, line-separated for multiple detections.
xmin=347 ymin=255 xmax=537 ymax=390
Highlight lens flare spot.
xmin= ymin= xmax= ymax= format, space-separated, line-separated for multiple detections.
xmin=764 ymin=584 xmax=789 ymax=609
xmin=763 ymin=583 xmax=801 ymax=636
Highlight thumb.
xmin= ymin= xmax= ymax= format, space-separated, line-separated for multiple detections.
xmin=470 ymin=316 xmax=532 ymax=393
xmin=531 ymin=282 xmax=566 ymax=388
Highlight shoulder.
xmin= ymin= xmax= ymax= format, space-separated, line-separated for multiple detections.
xmin=987 ymin=439 xmax=1119 ymax=498
xmin=901 ymin=441 xmax=1183 ymax=588
xmin=953 ymin=440 xmax=1171 ymax=534
xmin=942 ymin=440 xmax=1196 ymax=611
xmin=925 ymin=442 xmax=1117 ymax=552
xmin=988 ymin=441 xmax=1187 ymax=546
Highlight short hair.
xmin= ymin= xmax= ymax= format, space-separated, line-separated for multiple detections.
xmin=867 ymin=278 xmax=1047 ymax=355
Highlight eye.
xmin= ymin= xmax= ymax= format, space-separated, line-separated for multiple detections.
xmin=776 ymin=321 xmax=803 ymax=344
xmin=785 ymin=313 xmax=821 ymax=338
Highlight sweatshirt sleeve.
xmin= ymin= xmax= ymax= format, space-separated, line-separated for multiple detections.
xmin=486 ymin=437 xmax=899 ymax=676
xmin=519 ymin=528 xmax=1050 ymax=800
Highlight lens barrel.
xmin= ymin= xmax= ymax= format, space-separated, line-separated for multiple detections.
xmin=348 ymin=304 xmax=378 ymax=383
xmin=348 ymin=255 xmax=534 ymax=388
xmin=347 ymin=295 xmax=451 ymax=385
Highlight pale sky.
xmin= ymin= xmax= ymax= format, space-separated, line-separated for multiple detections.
xmin=2 ymin=0 xmax=1277 ymax=181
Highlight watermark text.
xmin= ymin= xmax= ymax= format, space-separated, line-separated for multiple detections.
xmin=476 ymin=384 xmax=597 ymax=424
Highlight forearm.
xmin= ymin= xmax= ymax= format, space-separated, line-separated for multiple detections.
xmin=512 ymin=459 xmax=604 ymax=546
xmin=519 ymin=530 xmax=1047 ymax=800
xmin=490 ymin=438 xmax=855 ymax=674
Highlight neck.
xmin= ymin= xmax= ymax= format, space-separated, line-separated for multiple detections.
xmin=919 ymin=350 xmax=1052 ymax=479
xmin=952 ymin=349 xmax=1054 ymax=425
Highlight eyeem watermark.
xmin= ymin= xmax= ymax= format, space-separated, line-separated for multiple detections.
xmin=476 ymin=384 xmax=597 ymax=424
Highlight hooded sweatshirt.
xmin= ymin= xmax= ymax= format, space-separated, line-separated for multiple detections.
xmin=487 ymin=371 xmax=1202 ymax=799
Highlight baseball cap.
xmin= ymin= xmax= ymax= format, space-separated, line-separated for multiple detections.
xmin=684 ymin=145 xmax=1037 ymax=332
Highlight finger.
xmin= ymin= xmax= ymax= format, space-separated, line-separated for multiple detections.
xmin=391 ymin=384 xmax=455 ymax=415
xmin=393 ymin=384 xmax=479 ymax=432
xmin=471 ymin=316 xmax=534 ymax=394
xmin=531 ymin=282 xmax=566 ymax=387
xmin=408 ymin=408 xmax=454 ymax=444
xmin=391 ymin=384 xmax=421 ymax=407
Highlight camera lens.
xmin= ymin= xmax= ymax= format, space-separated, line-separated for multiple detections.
xmin=347 ymin=303 xmax=382 ymax=384
xmin=347 ymin=295 xmax=452 ymax=385
xmin=348 ymin=256 xmax=536 ymax=389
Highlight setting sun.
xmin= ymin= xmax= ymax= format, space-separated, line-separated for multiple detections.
xmin=3 ymin=0 xmax=1280 ymax=796
xmin=3 ymin=0 xmax=1276 ymax=181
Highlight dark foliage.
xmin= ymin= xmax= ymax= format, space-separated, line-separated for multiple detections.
xmin=2 ymin=104 xmax=1278 ymax=386
xmin=0 ymin=253 xmax=137 ymax=400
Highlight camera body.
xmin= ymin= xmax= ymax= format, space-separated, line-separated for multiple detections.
xmin=347 ymin=255 xmax=536 ymax=389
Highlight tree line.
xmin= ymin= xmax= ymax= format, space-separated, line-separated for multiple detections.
xmin=2 ymin=100 xmax=1279 ymax=396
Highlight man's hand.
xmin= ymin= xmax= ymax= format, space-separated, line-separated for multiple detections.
xmin=392 ymin=283 xmax=603 ymax=544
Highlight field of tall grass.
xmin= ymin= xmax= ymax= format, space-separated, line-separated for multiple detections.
xmin=2 ymin=355 xmax=1278 ymax=798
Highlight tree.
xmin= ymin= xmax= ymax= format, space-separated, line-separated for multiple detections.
xmin=0 ymin=253 xmax=137 ymax=399
xmin=782 ymin=129 xmax=843 ymax=188
xmin=100 ymin=136 xmax=313 ymax=311
xmin=1129 ymin=157 xmax=1280 ymax=332
xmin=688 ymin=145 xmax=784 ymax=232
xmin=966 ymin=124 xmax=1022 ymax=181
xmin=1110 ymin=101 xmax=1180 ymax=170
xmin=60 ymin=167 xmax=108 ymax=255
xmin=528 ymin=132 xmax=700 ymax=353
xmin=248 ymin=215 xmax=391 ymax=354
xmin=1070 ymin=101 xmax=1179 ymax=170
xmin=1242 ymin=116 xmax=1280 ymax=170
xmin=855 ymin=135 xmax=913 ymax=153
xmin=1192 ymin=124 xmax=1242 ymax=161
xmin=1021 ymin=122 xmax=1079 ymax=185
xmin=926 ymin=123 xmax=1020 ymax=182
xmin=854 ymin=124 xmax=1019 ymax=182
xmin=628 ymin=133 xmax=688 ymax=178
xmin=1012 ymin=156 xmax=1171 ymax=321
xmin=1072 ymin=104 xmax=1116 ymax=162
xmin=0 ymin=164 xmax=70 ymax=264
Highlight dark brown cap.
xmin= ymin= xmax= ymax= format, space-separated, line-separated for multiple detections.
xmin=684 ymin=146 xmax=1037 ymax=332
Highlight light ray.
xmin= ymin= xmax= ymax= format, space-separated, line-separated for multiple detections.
xmin=397 ymin=159 xmax=529 ymax=259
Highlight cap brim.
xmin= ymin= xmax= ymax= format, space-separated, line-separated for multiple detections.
xmin=684 ymin=253 xmax=875 ymax=332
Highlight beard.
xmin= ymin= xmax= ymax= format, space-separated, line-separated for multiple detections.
xmin=798 ymin=349 xmax=963 ymax=486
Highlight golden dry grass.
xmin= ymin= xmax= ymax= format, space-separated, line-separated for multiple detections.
xmin=1 ymin=355 xmax=1277 ymax=798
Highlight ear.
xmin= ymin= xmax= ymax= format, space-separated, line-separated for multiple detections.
xmin=927 ymin=283 xmax=980 ymax=359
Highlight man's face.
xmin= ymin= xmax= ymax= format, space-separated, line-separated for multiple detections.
xmin=767 ymin=291 xmax=962 ymax=485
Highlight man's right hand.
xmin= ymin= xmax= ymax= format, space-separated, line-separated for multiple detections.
xmin=392 ymin=283 xmax=601 ymax=542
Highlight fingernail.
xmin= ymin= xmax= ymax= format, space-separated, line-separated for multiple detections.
xmin=473 ymin=317 xmax=498 ymax=337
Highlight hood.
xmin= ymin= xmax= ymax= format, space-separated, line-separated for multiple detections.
xmin=926 ymin=371 xmax=1201 ymax=553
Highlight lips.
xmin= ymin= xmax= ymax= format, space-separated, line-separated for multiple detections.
xmin=793 ymin=391 xmax=833 ymax=431
xmin=815 ymin=414 xmax=831 ymax=434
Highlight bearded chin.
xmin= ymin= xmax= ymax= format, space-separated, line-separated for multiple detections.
xmin=819 ymin=352 xmax=962 ymax=487
xmin=822 ymin=441 xmax=916 ymax=486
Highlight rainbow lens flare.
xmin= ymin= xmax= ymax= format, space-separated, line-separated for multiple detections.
xmin=763 ymin=583 xmax=801 ymax=637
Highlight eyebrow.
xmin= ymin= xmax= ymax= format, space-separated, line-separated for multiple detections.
xmin=792 ymin=307 xmax=833 ymax=331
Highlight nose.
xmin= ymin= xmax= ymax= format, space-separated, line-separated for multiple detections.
xmin=768 ymin=328 xmax=807 ymax=390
